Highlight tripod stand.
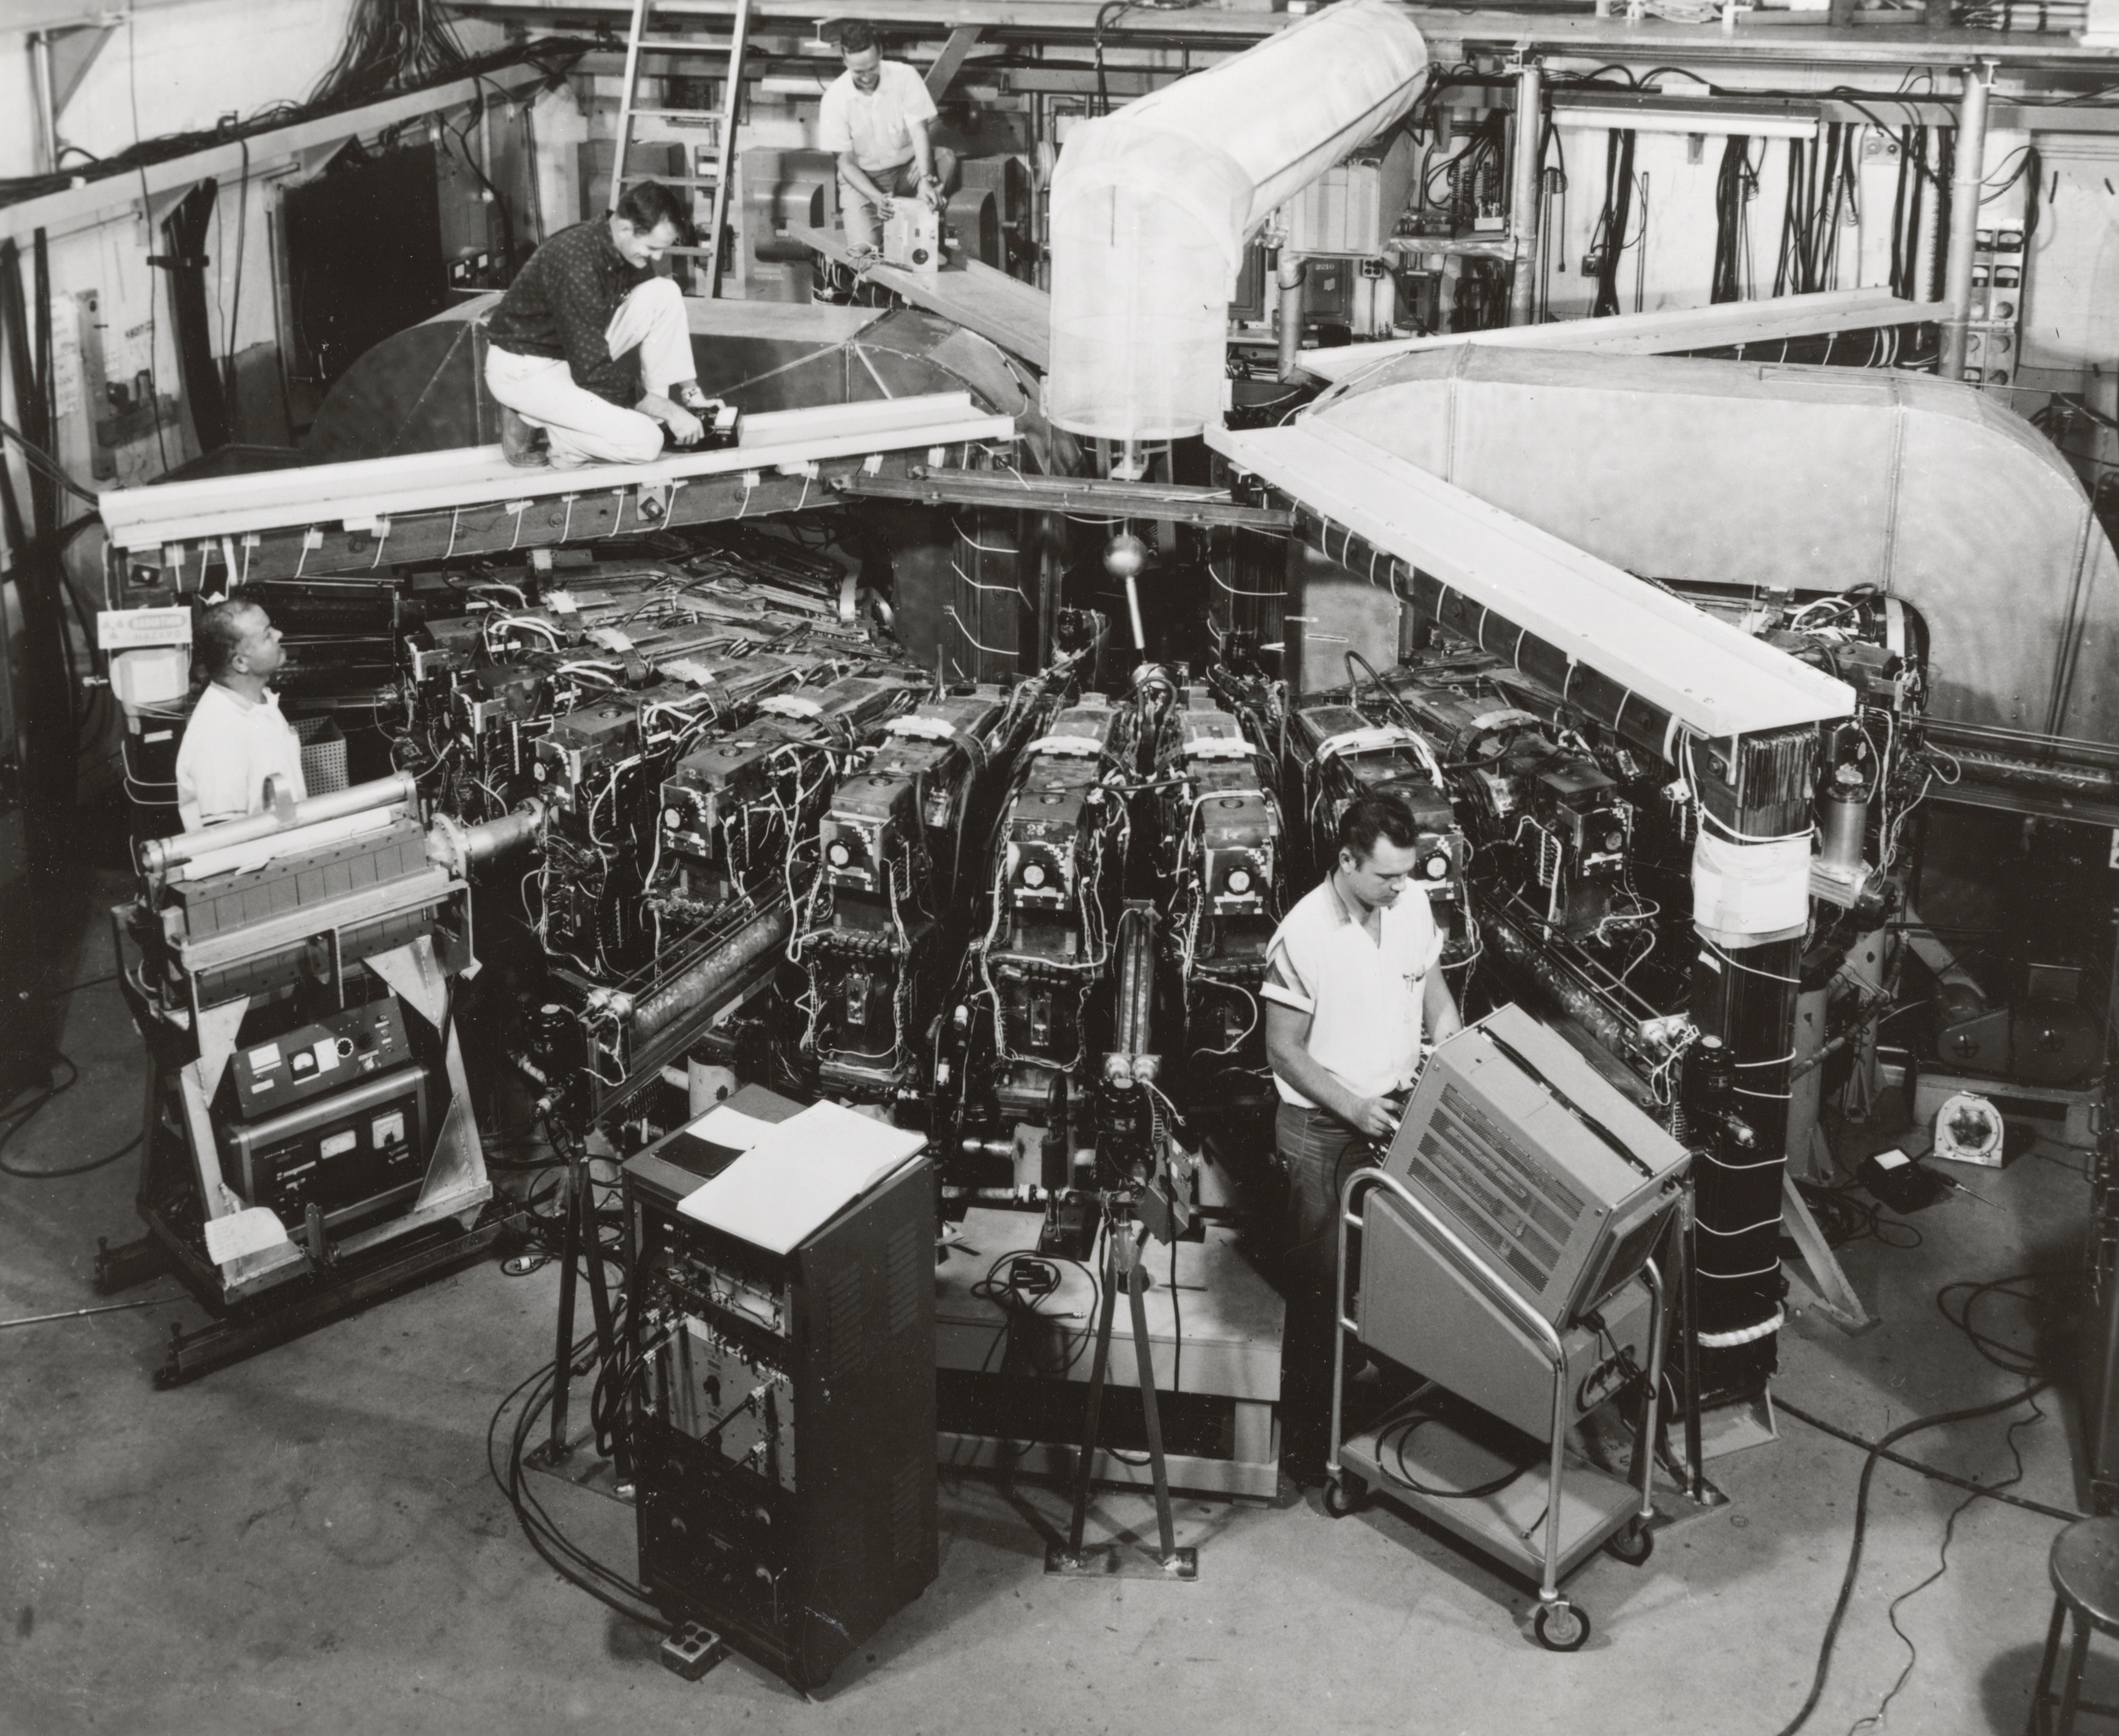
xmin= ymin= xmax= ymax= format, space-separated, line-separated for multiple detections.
xmin=1044 ymin=1213 xmax=1199 ymax=1582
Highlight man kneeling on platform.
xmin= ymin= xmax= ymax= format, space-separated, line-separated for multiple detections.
xmin=485 ymin=182 xmax=729 ymax=470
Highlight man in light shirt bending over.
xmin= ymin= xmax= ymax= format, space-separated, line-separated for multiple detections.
xmin=175 ymin=599 xmax=307 ymax=832
xmin=819 ymin=21 xmax=957 ymax=252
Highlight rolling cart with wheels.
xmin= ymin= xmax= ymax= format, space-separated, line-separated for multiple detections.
xmin=1324 ymin=1166 xmax=1668 ymax=1650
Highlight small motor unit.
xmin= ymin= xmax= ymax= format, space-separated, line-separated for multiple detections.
xmin=695 ymin=400 xmax=741 ymax=450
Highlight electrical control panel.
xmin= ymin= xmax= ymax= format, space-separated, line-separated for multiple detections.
xmin=225 ymin=995 xmax=415 ymax=1119
xmin=217 ymin=1064 xmax=431 ymax=1232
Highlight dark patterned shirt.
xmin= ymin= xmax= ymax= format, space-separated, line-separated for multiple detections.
xmin=487 ymin=219 xmax=652 ymax=406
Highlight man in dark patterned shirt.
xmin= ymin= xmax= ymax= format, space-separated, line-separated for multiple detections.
xmin=484 ymin=183 xmax=715 ymax=469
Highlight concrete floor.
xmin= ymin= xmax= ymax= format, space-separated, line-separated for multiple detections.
xmin=1 ymin=870 xmax=2108 ymax=1736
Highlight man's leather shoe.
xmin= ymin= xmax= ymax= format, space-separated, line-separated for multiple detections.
xmin=500 ymin=405 xmax=546 ymax=468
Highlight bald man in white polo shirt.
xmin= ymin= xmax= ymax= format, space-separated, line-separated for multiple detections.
xmin=175 ymin=598 xmax=307 ymax=832
xmin=1262 ymin=792 xmax=1461 ymax=1482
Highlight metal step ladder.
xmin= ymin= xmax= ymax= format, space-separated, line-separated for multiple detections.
xmin=608 ymin=0 xmax=754 ymax=298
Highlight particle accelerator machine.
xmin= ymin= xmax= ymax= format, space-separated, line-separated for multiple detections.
xmin=79 ymin=0 xmax=2119 ymax=1680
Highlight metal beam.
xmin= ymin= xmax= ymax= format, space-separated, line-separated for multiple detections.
xmin=1208 ymin=419 xmax=1853 ymax=743
xmin=0 ymin=64 xmax=548 ymax=245
xmin=123 ymin=452 xmax=928 ymax=586
xmin=926 ymin=24 xmax=986 ymax=97
xmin=1298 ymin=287 xmax=1955 ymax=383
xmin=97 ymin=392 xmax=1015 ymax=552
xmin=838 ymin=466 xmax=1295 ymax=530
xmin=1940 ymin=62 xmax=1994 ymax=381
xmin=442 ymin=0 xmax=2119 ymax=70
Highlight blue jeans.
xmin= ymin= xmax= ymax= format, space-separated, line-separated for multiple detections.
xmin=1274 ymin=1103 xmax=1377 ymax=1475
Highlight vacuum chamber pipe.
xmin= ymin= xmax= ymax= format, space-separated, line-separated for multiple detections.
xmin=426 ymin=802 xmax=546 ymax=877
xmin=631 ymin=904 xmax=793 ymax=1042
xmin=140 ymin=772 xmax=420 ymax=875
xmin=1505 ymin=61 xmax=1544 ymax=328
xmin=1939 ymin=64 xmax=1993 ymax=381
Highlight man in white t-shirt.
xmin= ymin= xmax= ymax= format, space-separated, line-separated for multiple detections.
xmin=817 ymin=21 xmax=957 ymax=251
xmin=175 ymin=599 xmax=308 ymax=832
xmin=1261 ymin=792 xmax=1462 ymax=1482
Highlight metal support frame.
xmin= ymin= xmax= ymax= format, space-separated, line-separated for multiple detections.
xmin=1506 ymin=58 xmax=1544 ymax=329
xmin=529 ymin=1133 xmax=626 ymax=1473
xmin=1328 ymin=1166 xmax=1666 ymax=1633
xmin=837 ymin=465 xmax=1293 ymax=531
xmin=1045 ymin=1218 xmax=1199 ymax=1583
xmin=925 ymin=25 xmax=986 ymax=98
xmin=1938 ymin=61 xmax=1994 ymax=381
xmin=1780 ymin=1170 xmax=1876 ymax=1334
xmin=29 ymin=22 xmax=118 ymax=178
xmin=1276 ymin=253 xmax=1306 ymax=384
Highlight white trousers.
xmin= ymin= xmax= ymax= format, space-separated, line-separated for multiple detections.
xmin=484 ymin=276 xmax=694 ymax=466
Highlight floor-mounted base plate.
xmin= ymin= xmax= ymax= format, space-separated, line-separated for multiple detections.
xmin=1044 ymin=1543 xmax=1199 ymax=1582
xmin=522 ymin=1430 xmax=636 ymax=1505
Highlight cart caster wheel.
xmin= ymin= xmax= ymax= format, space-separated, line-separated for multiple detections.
xmin=1605 ymin=1522 xmax=1654 ymax=1566
xmin=1323 ymin=1476 xmax=1364 ymax=1518
xmin=1533 ymin=1600 xmax=1590 ymax=1652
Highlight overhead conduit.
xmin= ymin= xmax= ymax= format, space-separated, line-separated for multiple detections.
xmin=1044 ymin=0 xmax=1429 ymax=444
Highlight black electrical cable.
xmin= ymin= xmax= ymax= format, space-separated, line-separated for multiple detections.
xmin=1936 ymin=1269 xmax=2065 ymax=1378
xmin=1382 ymin=1411 xmax=1533 ymax=1500
xmin=1929 ymin=128 xmax=1955 ymax=305
xmin=0 ymin=418 xmax=96 ymax=505
xmin=1791 ymin=1179 xmax=1922 ymax=1251
xmin=1710 ymin=136 xmax=1759 ymax=304
xmin=1766 ymin=1383 xmax=2062 ymax=1736
xmin=0 ymin=1054 xmax=143 ymax=1180
xmin=1851 ymin=1390 xmax=2044 ymax=1736
xmin=487 ymin=1333 xmax=670 ymax=1633
xmin=310 ymin=0 xmax=470 ymax=107
xmin=1589 ymin=129 xmax=1637 ymax=319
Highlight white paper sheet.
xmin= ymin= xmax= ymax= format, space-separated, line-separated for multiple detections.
xmin=676 ymin=1099 xmax=926 ymax=1254
xmin=204 ymin=1205 xmax=292 ymax=1264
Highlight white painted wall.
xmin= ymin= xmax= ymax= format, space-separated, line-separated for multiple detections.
xmin=0 ymin=0 xmax=507 ymax=504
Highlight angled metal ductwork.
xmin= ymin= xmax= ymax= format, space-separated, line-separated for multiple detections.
xmin=1306 ymin=345 xmax=2119 ymax=744
xmin=1044 ymin=0 xmax=1428 ymax=444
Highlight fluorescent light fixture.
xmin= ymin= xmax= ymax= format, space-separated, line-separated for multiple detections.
xmin=1550 ymin=92 xmax=1821 ymax=139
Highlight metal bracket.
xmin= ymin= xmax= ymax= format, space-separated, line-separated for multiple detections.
xmin=30 ymin=20 xmax=120 ymax=175
xmin=1781 ymin=1169 xmax=1877 ymax=1334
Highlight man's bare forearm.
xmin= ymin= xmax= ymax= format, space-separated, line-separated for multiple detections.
xmin=1425 ymin=969 xmax=1463 ymax=1043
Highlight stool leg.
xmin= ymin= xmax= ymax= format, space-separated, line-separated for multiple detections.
xmin=2031 ymin=1598 xmax=2067 ymax=1736
xmin=2059 ymin=1613 xmax=2094 ymax=1736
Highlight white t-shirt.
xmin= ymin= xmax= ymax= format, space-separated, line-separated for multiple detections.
xmin=175 ymin=682 xmax=309 ymax=831
xmin=1262 ymin=876 xmax=1444 ymax=1107
xmin=817 ymin=60 xmax=937 ymax=174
